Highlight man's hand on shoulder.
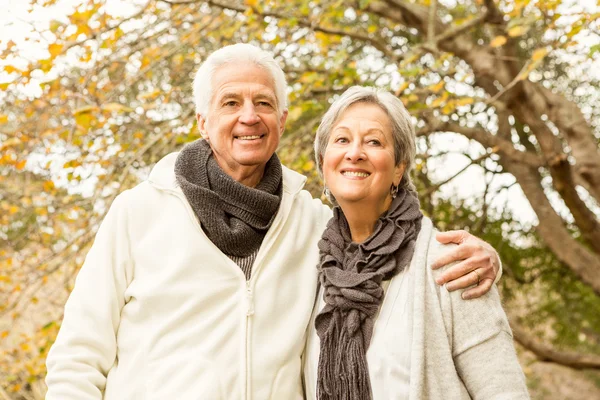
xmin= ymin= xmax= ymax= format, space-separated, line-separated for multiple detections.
xmin=431 ymin=230 xmax=500 ymax=300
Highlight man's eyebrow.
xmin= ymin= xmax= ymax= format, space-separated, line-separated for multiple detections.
xmin=255 ymin=92 xmax=277 ymax=102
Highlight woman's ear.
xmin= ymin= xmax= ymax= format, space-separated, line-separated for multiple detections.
xmin=394 ymin=162 xmax=406 ymax=186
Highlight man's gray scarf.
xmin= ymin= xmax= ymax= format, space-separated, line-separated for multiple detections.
xmin=315 ymin=189 xmax=423 ymax=400
xmin=174 ymin=139 xmax=282 ymax=261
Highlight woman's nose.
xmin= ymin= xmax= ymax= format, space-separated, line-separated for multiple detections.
xmin=239 ymin=103 xmax=260 ymax=125
xmin=345 ymin=142 xmax=365 ymax=161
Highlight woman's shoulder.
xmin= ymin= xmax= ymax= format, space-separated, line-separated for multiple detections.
xmin=413 ymin=217 xmax=459 ymax=277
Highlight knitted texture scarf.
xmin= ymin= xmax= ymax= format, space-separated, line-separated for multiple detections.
xmin=174 ymin=139 xmax=282 ymax=262
xmin=315 ymin=188 xmax=423 ymax=400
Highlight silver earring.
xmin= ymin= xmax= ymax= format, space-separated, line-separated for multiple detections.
xmin=390 ymin=184 xmax=399 ymax=199
xmin=323 ymin=187 xmax=331 ymax=198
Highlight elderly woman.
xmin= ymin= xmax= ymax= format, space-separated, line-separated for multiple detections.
xmin=303 ymin=86 xmax=529 ymax=399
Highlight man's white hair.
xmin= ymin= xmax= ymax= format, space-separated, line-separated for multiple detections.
xmin=192 ymin=43 xmax=288 ymax=118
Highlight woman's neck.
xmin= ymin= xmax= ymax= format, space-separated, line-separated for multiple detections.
xmin=340 ymin=197 xmax=392 ymax=243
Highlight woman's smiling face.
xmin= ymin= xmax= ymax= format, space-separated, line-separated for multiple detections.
xmin=323 ymin=102 xmax=405 ymax=213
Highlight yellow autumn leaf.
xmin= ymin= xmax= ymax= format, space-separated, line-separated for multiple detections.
xmin=39 ymin=58 xmax=53 ymax=72
xmin=302 ymin=160 xmax=315 ymax=172
xmin=4 ymin=65 xmax=21 ymax=74
xmin=395 ymin=82 xmax=409 ymax=96
xmin=532 ymin=47 xmax=549 ymax=61
xmin=48 ymin=43 xmax=64 ymax=58
xmin=431 ymin=81 xmax=445 ymax=94
xmin=43 ymin=180 xmax=55 ymax=191
xmin=288 ymin=107 xmax=302 ymax=121
xmin=0 ymin=115 xmax=8 ymax=123
xmin=490 ymin=36 xmax=507 ymax=48
xmin=456 ymin=97 xmax=475 ymax=106
xmin=15 ymin=160 xmax=27 ymax=170
xmin=50 ymin=19 xmax=63 ymax=33
xmin=0 ymin=82 xmax=10 ymax=91
xmin=0 ymin=137 xmax=21 ymax=150
xmin=75 ymin=113 xmax=94 ymax=129
xmin=9 ymin=205 xmax=19 ymax=214
xmin=508 ymin=25 xmax=529 ymax=37
xmin=139 ymin=89 xmax=161 ymax=100
xmin=0 ymin=331 xmax=8 ymax=339
xmin=101 ymin=103 xmax=133 ymax=113
xmin=430 ymin=97 xmax=445 ymax=108
xmin=4 ymin=40 xmax=15 ymax=51
xmin=442 ymin=101 xmax=456 ymax=115
xmin=73 ymin=105 xmax=97 ymax=115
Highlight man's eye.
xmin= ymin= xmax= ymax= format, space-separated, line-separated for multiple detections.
xmin=223 ymin=101 xmax=237 ymax=107
xmin=257 ymin=101 xmax=273 ymax=107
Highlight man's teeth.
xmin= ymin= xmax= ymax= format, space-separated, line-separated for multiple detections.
xmin=342 ymin=171 xmax=370 ymax=177
xmin=237 ymin=135 xmax=261 ymax=140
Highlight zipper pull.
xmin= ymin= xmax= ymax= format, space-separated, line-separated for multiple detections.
xmin=246 ymin=285 xmax=254 ymax=316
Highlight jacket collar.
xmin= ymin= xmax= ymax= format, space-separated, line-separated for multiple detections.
xmin=148 ymin=151 xmax=307 ymax=196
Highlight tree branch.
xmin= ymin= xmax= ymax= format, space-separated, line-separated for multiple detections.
xmin=427 ymin=0 xmax=437 ymax=48
xmin=421 ymin=151 xmax=493 ymax=197
xmin=501 ymin=159 xmax=600 ymax=295
xmin=510 ymin=317 xmax=600 ymax=369
xmin=418 ymin=116 xmax=542 ymax=168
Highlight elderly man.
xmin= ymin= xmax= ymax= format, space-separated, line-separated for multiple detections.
xmin=45 ymin=44 xmax=501 ymax=399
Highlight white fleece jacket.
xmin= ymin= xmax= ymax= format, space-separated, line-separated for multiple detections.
xmin=45 ymin=152 xmax=331 ymax=400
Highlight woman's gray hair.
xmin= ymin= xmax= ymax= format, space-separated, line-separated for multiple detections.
xmin=192 ymin=43 xmax=288 ymax=118
xmin=314 ymin=85 xmax=417 ymax=192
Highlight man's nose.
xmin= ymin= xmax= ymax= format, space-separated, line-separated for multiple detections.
xmin=239 ymin=103 xmax=260 ymax=125
xmin=345 ymin=142 xmax=365 ymax=162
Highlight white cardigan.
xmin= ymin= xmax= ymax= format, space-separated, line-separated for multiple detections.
xmin=45 ymin=152 xmax=331 ymax=400
xmin=303 ymin=217 xmax=529 ymax=399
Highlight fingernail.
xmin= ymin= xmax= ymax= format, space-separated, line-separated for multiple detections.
xmin=435 ymin=277 xmax=443 ymax=285
xmin=462 ymin=293 xmax=470 ymax=300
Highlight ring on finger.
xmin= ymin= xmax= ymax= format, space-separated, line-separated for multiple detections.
xmin=472 ymin=269 xmax=481 ymax=285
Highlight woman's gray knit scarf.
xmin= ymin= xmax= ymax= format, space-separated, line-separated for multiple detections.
xmin=315 ymin=188 xmax=423 ymax=400
xmin=174 ymin=139 xmax=282 ymax=259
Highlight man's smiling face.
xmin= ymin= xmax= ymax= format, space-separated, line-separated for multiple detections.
xmin=198 ymin=63 xmax=288 ymax=185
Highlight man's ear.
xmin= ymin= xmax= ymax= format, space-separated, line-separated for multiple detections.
xmin=279 ymin=109 xmax=288 ymax=136
xmin=197 ymin=113 xmax=209 ymax=140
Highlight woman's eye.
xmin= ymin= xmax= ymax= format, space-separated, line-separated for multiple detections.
xmin=368 ymin=139 xmax=381 ymax=146
xmin=335 ymin=137 xmax=348 ymax=144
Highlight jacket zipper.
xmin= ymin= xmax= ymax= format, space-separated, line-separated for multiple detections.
xmin=242 ymin=195 xmax=291 ymax=400
xmin=245 ymin=280 xmax=254 ymax=399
